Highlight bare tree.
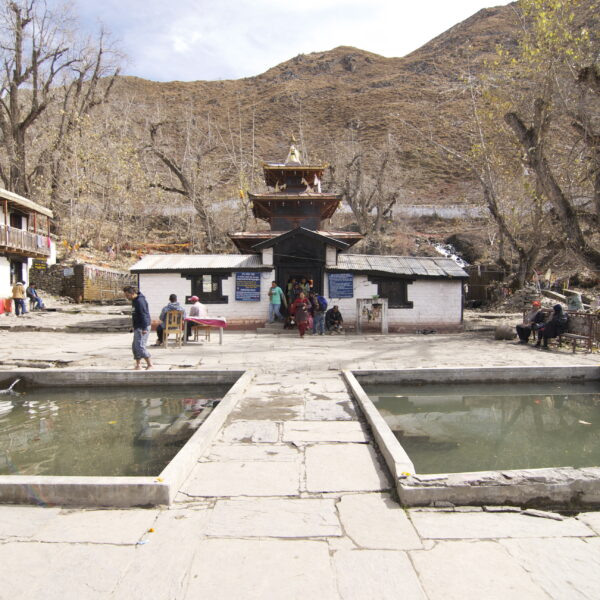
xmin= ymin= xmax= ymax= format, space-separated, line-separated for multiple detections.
xmin=329 ymin=131 xmax=406 ymax=253
xmin=0 ymin=0 xmax=120 ymax=199
xmin=500 ymin=0 xmax=600 ymax=271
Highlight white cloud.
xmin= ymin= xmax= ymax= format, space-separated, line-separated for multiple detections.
xmin=60 ymin=0 xmax=513 ymax=81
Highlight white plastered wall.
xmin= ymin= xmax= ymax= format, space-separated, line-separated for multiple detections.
xmin=138 ymin=270 xmax=275 ymax=322
xmin=0 ymin=257 xmax=11 ymax=299
xmin=325 ymin=274 xmax=463 ymax=329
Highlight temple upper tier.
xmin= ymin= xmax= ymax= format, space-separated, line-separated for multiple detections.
xmin=229 ymin=140 xmax=363 ymax=253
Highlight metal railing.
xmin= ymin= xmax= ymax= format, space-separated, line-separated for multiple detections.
xmin=0 ymin=223 xmax=50 ymax=256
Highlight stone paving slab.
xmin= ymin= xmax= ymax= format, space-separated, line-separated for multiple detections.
xmin=181 ymin=461 xmax=300 ymax=497
xmin=220 ymin=420 xmax=279 ymax=443
xmin=0 ymin=542 xmax=136 ymax=599
xmin=206 ymin=498 xmax=342 ymax=538
xmin=32 ymin=508 xmax=158 ymax=544
xmin=113 ymin=507 xmax=211 ymax=599
xmin=337 ymin=493 xmax=422 ymax=550
xmin=230 ymin=395 xmax=305 ymax=420
xmin=334 ymin=549 xmax=426 ymax=600
xmin=408 ymin=510 xmax=595 ymax=539
xmin=282 ymin=421 xmax=367 ymax=443
xmin=205 ymin=443 xmax=300 ymax=462
xmin=578 ymin=512 xmax=600 ymax=535
xmin=185 ymin=539 xmax=338 ymax=599
xmin=305 ymin=444 xmax=390 ymax=493
xmin=305 ymin=399 xmax=357 ymax=420
xmin=410 ymin=541 xmax=549 ymax=599
xmin=500 ymin=537 xmax=600 ymax=600
xmin=0 ymin=506 xmax=61 ymax=538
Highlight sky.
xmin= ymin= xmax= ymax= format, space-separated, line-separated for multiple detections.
xmin=59 ymin=0 xmax=513 ymax=82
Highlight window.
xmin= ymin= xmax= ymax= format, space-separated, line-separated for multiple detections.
xmin=369 ymin=277 xmax=413 ymax=309
xmin=185 ymin=273 xmax=228 ymax=304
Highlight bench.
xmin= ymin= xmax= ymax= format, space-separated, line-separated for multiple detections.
xmin=557 ymin=312 xmax=595 ymax=353
xmin=522 ymin=308 xmax=598 ymax=353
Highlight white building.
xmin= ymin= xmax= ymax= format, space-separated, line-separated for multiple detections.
xmin=130 ymin=143 xmax=468 ymax=332
xmin=0 ymin=188 xmax=54 ymax=309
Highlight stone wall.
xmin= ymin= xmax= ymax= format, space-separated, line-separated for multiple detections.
xmin=30 ymin=263 xmax=136 ymax=303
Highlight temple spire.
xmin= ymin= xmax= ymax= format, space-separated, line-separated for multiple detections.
xmin=285 ymin=134 xmax=301 ymax=165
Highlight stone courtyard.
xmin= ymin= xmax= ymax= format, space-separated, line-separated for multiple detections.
xmin=0 ymin=307 xmax=599 ymax=599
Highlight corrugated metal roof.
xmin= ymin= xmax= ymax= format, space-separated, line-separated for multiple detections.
xmin=329 ymin=255 xmax=468 ymax=278
xmin=130 ymin=254 xmax=267 ymax=272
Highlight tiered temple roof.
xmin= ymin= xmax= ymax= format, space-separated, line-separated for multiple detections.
xmin=229 ymin=141 xmax=363 ymax=253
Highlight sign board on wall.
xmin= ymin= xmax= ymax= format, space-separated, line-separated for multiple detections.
xmin=31 ymin=259 xmax=47 ymax=270
xmin=235 ymin=272 xmax=261 ymax=301
xmin=328 ymin=273 xmax=354 ymax=298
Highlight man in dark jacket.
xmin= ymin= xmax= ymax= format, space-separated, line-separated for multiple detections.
xmin=535 ymin=304 xmax=568 ymax=350
xmin=325 ymin=305 xmax=343 ymax=334
xmin=123 ymin=286 xmax=153 ymax=370
xmin=156 ymin=294 xmax=186 ymax=345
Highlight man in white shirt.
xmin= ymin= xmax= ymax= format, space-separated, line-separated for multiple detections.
xmin=186 ymin=295 xmax=208 ymax=339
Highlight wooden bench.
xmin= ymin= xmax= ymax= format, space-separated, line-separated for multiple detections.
xmin=522 ymin=308 xmax=598 ymax=353
xmin=557 ymin=311 xmax=596 ymax=353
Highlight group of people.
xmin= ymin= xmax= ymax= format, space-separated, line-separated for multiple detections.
xmin=122 ymin=286 xmax=208 ymax=370
xmin=268 ymin=280 xmax=343 ymax=338
xmin=10 ymin=282 xmax=45 ymax=316
xmin=516 ymin=301 xmax=569 ymax=350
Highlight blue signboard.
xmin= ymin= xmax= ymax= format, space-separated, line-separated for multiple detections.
xmin=328 ymin=273 xmax=354 ymax=298
xmin=235 ymin=272 xmax=261 ymax=301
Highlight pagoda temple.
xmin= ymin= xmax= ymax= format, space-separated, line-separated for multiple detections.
xmin=131 ymin=139 xmax=468 ymax=332
xmin=229 ymin=140 xmax=363 ymax=292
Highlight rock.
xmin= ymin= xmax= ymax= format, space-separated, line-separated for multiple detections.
xmin=445 ymin=233 xmax=482 ymax=264
xmin=521 ymin=509 xmax=564 ymax=521
xmin=494 ymin=324 xmax=516 ymax=340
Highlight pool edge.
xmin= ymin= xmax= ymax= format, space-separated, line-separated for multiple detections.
xmin=344 ymin=366 xmax=600 ymax=510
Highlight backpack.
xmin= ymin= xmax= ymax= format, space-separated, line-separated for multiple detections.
xmin=317 ymin=296 xmax=328 ymax=312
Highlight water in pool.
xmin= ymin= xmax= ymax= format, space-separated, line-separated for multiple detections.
xmin=364 ymin=381 xmax=600 ymax=474
xmin=0 ymin=384 xmax=228 ymax=477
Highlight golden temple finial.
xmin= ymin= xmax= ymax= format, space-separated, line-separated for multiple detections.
xmin=286 ymin=134 xmax=301 ymax=165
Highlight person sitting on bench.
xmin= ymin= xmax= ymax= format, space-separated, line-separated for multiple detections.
xmin=516 ymin=300 xmax=545 ymax=344
xmin=535 ymin=304 xmax=568 ymax=350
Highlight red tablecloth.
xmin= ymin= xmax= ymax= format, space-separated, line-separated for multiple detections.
xmin=185 ymin=317 xmax=227 ymax=328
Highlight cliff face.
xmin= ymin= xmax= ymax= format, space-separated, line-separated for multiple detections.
xmin=108 ymin=4 xmax=522 ymax=204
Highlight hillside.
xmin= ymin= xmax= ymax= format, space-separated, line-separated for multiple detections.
xmin=109 ymin=4 xmax=520 ymax=205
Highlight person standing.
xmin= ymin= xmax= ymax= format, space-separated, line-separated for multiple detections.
xmin=311 ymin=292 xmax=327 ymax=335
xmin=290 ymin=292 xmax=311 ymax=338
xmin=123 ymin=286 xmax=153 ymax=370
xmin=12 ymin=281 xmax=27 ymax=316
xmin=268 ymin=281 xmax=286 ymax=323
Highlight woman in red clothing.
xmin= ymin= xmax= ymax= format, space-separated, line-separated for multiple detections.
xmin=290 ymin=292 xmax=311 ymax=338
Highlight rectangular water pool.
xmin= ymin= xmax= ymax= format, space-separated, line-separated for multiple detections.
xmin=0 ymin=370 xmax=251 ymax=507
xmin=0 ymin=384 xmax=229 ymax=477
xmin=364 ymin=381 xmax=600 ymax=474
xmin=345 ymin=367 xmax=600 ymax=508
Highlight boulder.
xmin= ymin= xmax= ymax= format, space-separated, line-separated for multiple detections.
xmin=494 ymin=324 xmax=516 ymax=340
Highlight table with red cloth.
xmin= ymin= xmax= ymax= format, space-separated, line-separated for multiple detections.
xmin=184 ymin=317 xmax=227 ymax=345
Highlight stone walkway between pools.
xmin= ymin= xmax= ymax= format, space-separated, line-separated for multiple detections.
xmin=1 ymin=327 xmax=600 ymax=598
